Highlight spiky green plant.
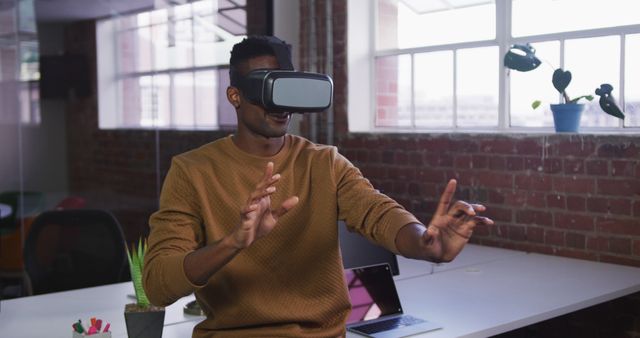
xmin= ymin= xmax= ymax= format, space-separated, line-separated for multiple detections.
xmin=126 ymin=238 xmax=150 ymax=307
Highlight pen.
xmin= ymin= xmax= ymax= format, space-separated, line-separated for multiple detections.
xmin=103 ymin=323 xmax=110 ymax=333
xmin=96 ymin=319 xmax=102 ymax=331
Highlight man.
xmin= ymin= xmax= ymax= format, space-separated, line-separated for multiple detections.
xmin=143 ymin=35 xmax=493 ymax=337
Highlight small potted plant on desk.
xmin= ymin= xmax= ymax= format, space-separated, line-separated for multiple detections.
xmin=504 ymin=43 xmax=625 ymax=132
xmin=124 ymin=238 xmax=165 ymax=338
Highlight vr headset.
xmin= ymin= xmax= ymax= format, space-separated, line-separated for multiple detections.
xmin=230 ymin=36 xmax=333 ymax=113
xmin=233 ymin=69 xmax=333 ymax=113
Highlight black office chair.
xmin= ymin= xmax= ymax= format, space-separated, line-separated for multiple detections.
xmin=23 ymin=209 xmax=128 ymax=295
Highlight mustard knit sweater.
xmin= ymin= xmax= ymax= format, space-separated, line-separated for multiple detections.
xmin=143 ymin=134 xmax=419 ymax=337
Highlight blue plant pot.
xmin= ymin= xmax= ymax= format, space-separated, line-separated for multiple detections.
xmin=550 ymin=104 xmax=585 ymax=133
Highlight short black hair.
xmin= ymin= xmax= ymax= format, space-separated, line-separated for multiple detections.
xmin=229 ymin=35 xmax=292 ymax=87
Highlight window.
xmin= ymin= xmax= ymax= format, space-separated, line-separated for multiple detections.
xmin=348 ymin=0 xmax=640 ymax=132
xmin=97 ymin=0 xmax=247 ymax=130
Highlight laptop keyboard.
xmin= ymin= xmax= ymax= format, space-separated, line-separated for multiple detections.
xmin=353 ymin=315 xmax=426 ymax=334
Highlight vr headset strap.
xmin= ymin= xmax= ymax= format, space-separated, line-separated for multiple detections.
xmin=265 ymin=36 xmax=294 ymax=70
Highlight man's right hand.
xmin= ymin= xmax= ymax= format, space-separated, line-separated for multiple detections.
xmin=230 ymin=161 xmax=299 ymax=249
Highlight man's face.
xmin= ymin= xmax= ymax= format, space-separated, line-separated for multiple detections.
xmin=231 ymin=55 xmax=291 ymax=139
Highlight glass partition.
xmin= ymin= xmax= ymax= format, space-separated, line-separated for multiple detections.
xmin=0 ymin=0 xmax=272 ymax=298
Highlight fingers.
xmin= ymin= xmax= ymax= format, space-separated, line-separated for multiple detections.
xmin=248 ymin=162 xmax=281 ymax=202
xmin=274 ymin=196 xmax=300 ymax=218
xmin=435 ymin=179 xmax=457 ymax=216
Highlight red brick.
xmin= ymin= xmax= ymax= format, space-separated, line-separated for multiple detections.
xmin=508 ymin=225 xmax=527 ymax=241
xmin=566 ymin=232 xmax=586 ymax=249
xmin=587 ymin=235 xmax=608 ymax=251
xmin=515 ymin=174 xmax=552 ymax=191
xmin=471 ymin=155 xmax=488 ymax=169
xmin=553 ymin=177 xmax=596 ymax=194
xmin=424 ymin=153 xmax=453 ymax=167
xmin=555 ymin=248 xmax=598 ymax=261
xmin=634 ymin=201 xmax=640 ymax=217
xmin=475 ymin=171 xmax=513 ymax=189
xmin=515 ymin=139 xmax=543 ymax=156
xmin=480 ymin=139 xmax=516 ymax=154
xmin=506 ymin=157 xmax=524 ymax=171
xmin=597 ymin=217 xmax=640 ymax=236
xmin=545 ymin=229 xmax=565 ymax=246
xmin=586 ymin=197 xmax=632 ymax=215
xmin=597 ymin=143 xmax=639 ymax=158
xmin=563 ymin=159 xmax=585 ymax=174
xmin=599 ymin=255 xmax=640 ymax=268
xmin=633 ymin=240 xmax=640 ymax=257
xmin=418 ymin=137 xmax=451 ymax=151
xmin=449 ymin=139 xmax=479 ymax=153
xmin=516 ymin=210 xmax=553 ymax=226
xmin=585 ymin=160 xmax=609 ymax=176
xmin=526 ymin=226 xmax=545 ymax=243
xmin=489 ymin=157 xmax=506 ymax=170
xmin=566 ymin=196 xmax=586 ymax=212
xmin=543 ymin=158 xmax=563 ymax=174
xmin=484 ymin=206 xmax=513 ymax=222
xmin=487 ymin=189 xmax=505 ymax=204
xmin=611 ymin=160 xmax=635 ymax=177
xmin=609 ymin=237 xmax=632 ymax=255
xmin=524 ymin=157 xmax=543 ymax=171
xmin=454 ymin=155 xmax=473 ymax=169
xmin=597 ymin=179 xmax=640 ymax=196
xmin=557 ymin=138 xmax=597 ymax=156
xmin=546 ymin=194 xmax=566 ymax=209
xmin=394 ymin=151 xmax=408 ymax=163
xmin=416 ymin=169 xmax=444 ymax=183
xmin=554 ymin=213 xmax=595 ymax=231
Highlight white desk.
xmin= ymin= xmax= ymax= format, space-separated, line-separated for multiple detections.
xmin=2 ymin=245 xmax=640 ymax=338
xmin=0 ymin=282 xmax=202 ymax=338
xmin=0 ymin=203 xmax=12 ymax=219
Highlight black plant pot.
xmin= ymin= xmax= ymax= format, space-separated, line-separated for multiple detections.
xmin=124 ymin=304 xmax=165 ymax=338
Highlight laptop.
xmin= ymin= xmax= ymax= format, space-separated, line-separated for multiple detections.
xmin=345 ymin=263 xmax=442 ymax=338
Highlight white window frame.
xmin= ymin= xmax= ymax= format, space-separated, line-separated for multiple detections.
xmin=97 ymin=3 xmax=244 ymax=130
xmin=347 ymin=0 xmax=640 ymax=133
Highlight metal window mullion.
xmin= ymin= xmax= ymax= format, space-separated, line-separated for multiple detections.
xmin=410 ymin=53 xmax=416 ymax=129
xmin=559 ymin=39 xmax=565 ymax=103
xmin=376 ymin=38 xmax=497 ymax=58
xmin=497 ymin=0 xmax=511 ymax=130
xmin=190 ymin=4 xmax=198 ymax=128
xmin=169 ymin=72 xmax=175 ymax=127
xmin=510 ymin=24 xmax=640 ymax=45
xmin=620 ymin=34 xmax=626 ymax=128
xmin=453 ymin=50 xmax=458 ymax=129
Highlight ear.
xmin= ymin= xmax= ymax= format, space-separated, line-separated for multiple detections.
xmin=226 ymin=86 xmax=241 ymax=109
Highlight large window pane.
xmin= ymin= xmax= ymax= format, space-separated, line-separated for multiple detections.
xmin=173 ymin=72 xmax=195 ymax=128
xmin=375 ymin=54 xmax=411 ymax=127
xmin=513 ymin=0 xmax=640 ymax=37
xmin=510 ymin=41 xmax=559 ymax=127
xmin=195 ymin=71 xmax=217 ymax=127
xmin=377 ymin=0 xmax=495 ymax=50
xmin=565 ymin=36 xmax=620 ymax=128
xmin=414 ymin=51 xmax=453 ymax=128
xmin=457 ymin=46 xmax=498 ymax=127
xmin=625 ymin=34 xmax=640 ymax=127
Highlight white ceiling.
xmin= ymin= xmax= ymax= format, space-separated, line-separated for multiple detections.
xmin=35 ymin=0 xmax=155 ymax=23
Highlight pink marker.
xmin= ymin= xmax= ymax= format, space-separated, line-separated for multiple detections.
xmin=103 ymin=323 xmax=110 ymax=333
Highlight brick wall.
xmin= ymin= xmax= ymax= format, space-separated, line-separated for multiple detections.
xmin=337 ymin=133 xmax=640 ymax=267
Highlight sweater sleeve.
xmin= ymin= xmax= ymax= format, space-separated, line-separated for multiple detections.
xmin=333 ymin=149 xmax=421 ymax=254
xmin=143 ymin=158 xmax=206 ymax=307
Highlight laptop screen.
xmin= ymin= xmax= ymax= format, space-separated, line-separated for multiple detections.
xmin=344 ymin=264 xmax=403 ymax=324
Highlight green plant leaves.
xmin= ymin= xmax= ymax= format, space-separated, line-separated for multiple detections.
xmin=126 ymin=238 xmax=150 ymax=307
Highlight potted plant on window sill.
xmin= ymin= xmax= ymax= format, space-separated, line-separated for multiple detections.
xmin=504 ymin=43 xmax=625 ymax=132
xmin=124 ymin=238 xmax=165 ymax=338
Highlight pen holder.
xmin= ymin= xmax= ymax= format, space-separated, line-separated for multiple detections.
xmin=72 ymin=332 xmax=112 ymax=338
